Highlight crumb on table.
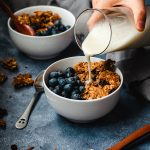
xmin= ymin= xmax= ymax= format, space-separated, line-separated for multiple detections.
xmin=0 ymin=119 xmax=6 ymax=128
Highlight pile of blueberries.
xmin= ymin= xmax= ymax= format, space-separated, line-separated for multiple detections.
xmin=47 ymin=67 xmax=85 ymax=100
xmin=34 ymin=19 xmax=71 ymax=36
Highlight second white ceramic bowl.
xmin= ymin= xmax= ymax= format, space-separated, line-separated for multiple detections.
xmin=8 ymin=6 xmax=75 ymax=60
xmin=43 ymin=56 xmax=123 ymax=123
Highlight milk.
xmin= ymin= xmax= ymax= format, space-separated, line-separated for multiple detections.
xmin=81 ymin=7 xmax=150 ymax=82
xmin=82 ymin=7 xmax=150 ymax=56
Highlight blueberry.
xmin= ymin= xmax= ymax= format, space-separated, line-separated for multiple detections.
xmin=61 ymin=91 xmax=70 ymax=98
xmin=48 ymin=78 xmax=58 ymax=87
xmin=65 ymin=25 xmax=71 ymax=30
xmin=66 ymin=67 xmax=75 ymax=74
xmin=58 ymin=77 xmax=64 ymax=81
xmin=55 ymin=19 xmax=61 ymax=27
xmin=76 ymin=80 xmax=82 ymax=85
xmin=71 ymin=93 xmax=81 ymax=100
xmin=31 ymin=24 xmax=40 ymax=30
xmin=52 ymin=89 xmax=60 ymax=94
xmin=48 ymin=86 xmax=53 ymax=91
xmin=79 ymin=86 xmax=85 ymax=93
xmin=73 ymin=75 xmax=79 ymax=81
xmin=59 ymin=24 xmax=66 ymax=32
xmin=49 ymin=72 xmax=61 ymax=78
xmin=58 ymin=78 xmax=66 ymax=87
xmin=74 ymin=86 xmax=79 ymax=90
xmin=55 ymin=85 xmax=62 ymax=93
xmin=57 ymin=71 xmax=64 ymax=77
xmin=65 ymin=72 xmax=74 ymax=78
xmin=47 ymin=26 xmax=53 ymax=35
xmin=71 ymin=89 xmax=80 ymax=95
xmin=66 ymin=77 xmax=76 ymax=85
xmin=36 ymin=31 xmax=42 ymax=36
xmin=51 ymin=28 xmax=57 ymax=35
xmin=63 ymin=84 xmax=73 ymax=93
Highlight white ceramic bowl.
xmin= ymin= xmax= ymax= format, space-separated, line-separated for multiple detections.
xmin=43 ymin=56 xmax=123 ymax=122
xmin=8 ymin=6 xmax=75 ymax=60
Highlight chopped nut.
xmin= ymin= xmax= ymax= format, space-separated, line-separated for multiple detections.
xmin=0 ymin=119 xmax=6 ymax=128
xmin=1 ymin=58 xmax=17 ymax=70
xmin=11 ymin=144 xmax=18 ymax=150
xmin=0 ymin=108 xmax=8 ymax=117
xmin=0 ymin=72 xmax=7 ymax=84
xmin=12 ymin=73 xmax=34 ymax=88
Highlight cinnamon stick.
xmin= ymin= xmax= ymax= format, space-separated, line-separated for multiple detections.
xmin=107 ymin=124 xmax=150 ymax=150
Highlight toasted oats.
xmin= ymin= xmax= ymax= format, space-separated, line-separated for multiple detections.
xmin=74 ymin=60 xmax=120 ymax=100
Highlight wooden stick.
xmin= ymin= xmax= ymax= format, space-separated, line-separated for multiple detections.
xmin=107 ymin=124 xmax=150 ymax=150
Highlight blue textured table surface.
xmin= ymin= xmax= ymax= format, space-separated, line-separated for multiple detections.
xmin=0 ymin=5 xmax=150 ymax=150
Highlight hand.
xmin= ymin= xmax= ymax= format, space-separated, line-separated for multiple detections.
xmin=89 ymin=0 xmax=146 ymax=32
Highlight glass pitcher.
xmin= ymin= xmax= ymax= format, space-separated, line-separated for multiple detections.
xmin=74 ymin=6 xmax=150 ymax=56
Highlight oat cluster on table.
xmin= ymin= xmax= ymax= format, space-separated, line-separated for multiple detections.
xmin=1 ymin=58 xmax=17 ymax=70
xmin=12 ymin=73 xmax=34 ymax=89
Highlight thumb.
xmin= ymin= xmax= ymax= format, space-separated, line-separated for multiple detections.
xmin=131 ymin=3 xmax=146 ymax=32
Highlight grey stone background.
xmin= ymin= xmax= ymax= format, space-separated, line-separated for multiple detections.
xmin=0 ymin=0 xmax=150 ymax=150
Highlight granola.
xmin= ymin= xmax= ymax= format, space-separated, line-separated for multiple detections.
xmin=74 ymin=59 xmax=121 ymax=100
xmin=12 ymin=73 xmax=34 ymax=88
xmin=1 ymin=58 xmax=17 ymax=70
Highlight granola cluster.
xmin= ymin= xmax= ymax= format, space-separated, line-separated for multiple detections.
xmin=1 ymin=58 xmax=17 ymax=70
xmin=12 ymin=73 xmax=34 ymax=89
xmin=17 ymin=11 xmax=60 ymax=27
xmin=74 ymin=59 xmax=121 ymax=100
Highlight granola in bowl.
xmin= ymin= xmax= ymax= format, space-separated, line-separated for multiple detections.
xmin=74 ymin=59 xmax=121 ymax=100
